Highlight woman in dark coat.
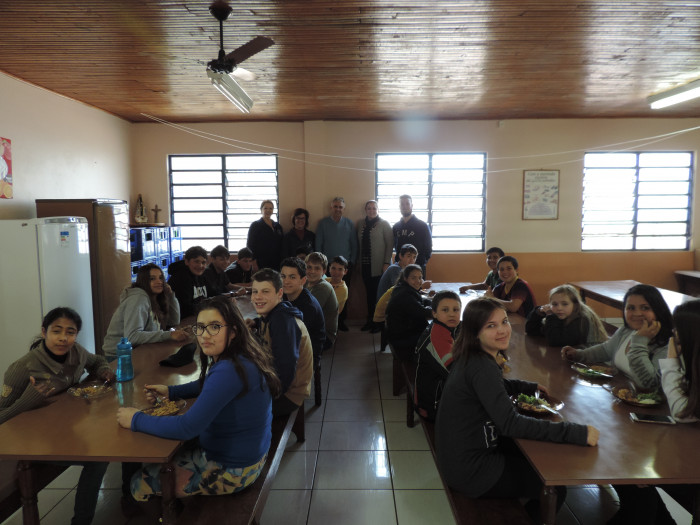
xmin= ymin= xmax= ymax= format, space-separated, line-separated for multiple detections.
xmin=247 ymin=200 xmax=283 ymax=270
xmin=282 ymin=208 xmax=315 ymax=258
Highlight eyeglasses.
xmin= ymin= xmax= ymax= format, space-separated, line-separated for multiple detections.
xmin=192 ymin=323 xmax=228 ymax=336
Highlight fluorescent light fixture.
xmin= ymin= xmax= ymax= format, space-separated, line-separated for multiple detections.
xmin=648 ymin=78 xmax=700 ymax=109
xmin=207 ymin=69 xmax=253 ymax=113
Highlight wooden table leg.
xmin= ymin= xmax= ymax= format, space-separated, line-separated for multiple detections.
xmin=540 ymin=485 xmax=558 ymax=525
xmin=17 ymin=460 xmax=40 ymax=525
xmin=160 ymin=461 xmax=177 ymax=525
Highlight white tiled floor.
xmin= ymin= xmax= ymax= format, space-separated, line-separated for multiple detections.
xmin=2 ymin=323 xmax=693 ymax=524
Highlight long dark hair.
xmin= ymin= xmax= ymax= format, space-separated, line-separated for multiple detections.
xmin=194 ymin=296 xmax=281 ymax=399
xmin=32 ymin=307 xmax=82 ymax=349
xmin=672 ymin=300 xmax=700 ymax=419
xmin=398 ymin=264 xmax=422 ymax=287
xmin=622 ymin=284 xmax=673 ymax=346
xmin=134 ymin=263 xmax=170 ymax=328
xmin=451 ymin=297 xmax=506 ymax=363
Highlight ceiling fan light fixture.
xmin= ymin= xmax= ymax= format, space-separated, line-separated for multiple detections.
xmin=207 ymin=69 xmax=253 ymax=113
xmin=648 ymin=78 xmax=700 ymax=109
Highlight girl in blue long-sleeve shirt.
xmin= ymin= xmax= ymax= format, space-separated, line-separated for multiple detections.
xmin=117 ymin=296 xmax=281 ymax=500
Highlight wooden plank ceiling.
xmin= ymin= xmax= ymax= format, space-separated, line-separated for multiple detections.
xmin=2 ymin=1 xmax=700 ymax=123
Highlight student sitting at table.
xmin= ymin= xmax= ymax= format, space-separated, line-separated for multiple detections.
xmin=327 ymin=255 xmax=349 ymax=316
xmin=225 ymin=247 xmax=255 ymax=289
xmin=1 ymin=307 xmax=113 ymax=525
xmin=485 ymin=256 xmax=536 ymax=317
xmin=251 ymin=268 xmax=314 ymax=416
xmin=102 ymin=263 xmax=190 ymax=359
xmin=385 ymin=264 xmax=433 ymax=362
xmin=562 ymin=284 xmax=672 ymax=391
xmin=661 ymin=299 xmax=700 ymax=422
xmin=435 ymin=298 xmax=598 ymax=522
xmin=525 ymin=284 xmax=608 ymax=347
xmin=459 ymin=246 xmax=504 ymax=293
xmin=414 ymin=290 xmax=461 ymax=420
xmin=117 ymin=296 xmax=281 ymax=501
xmin=203 ymin=245 xmax=245 ymax=296
xmin=305 ymin=252 xmax=338 ymax=349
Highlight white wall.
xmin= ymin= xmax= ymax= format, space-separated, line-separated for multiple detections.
xmin=132 ymin=117 xmax=700 ymax=252
xmin=0 ymin=72 xmax=132 ymax=220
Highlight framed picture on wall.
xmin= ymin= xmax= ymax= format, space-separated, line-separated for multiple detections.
xmin=523 ymin=170 xmax=559 ymax=220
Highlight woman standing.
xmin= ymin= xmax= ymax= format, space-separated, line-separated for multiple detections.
xmin=117 ymin=296 xmax=281 ymax=500
xmin=357 ymin=200 xmax=393 ymax=330
xmin=282 ymin=208 xmax=316 ymax=258
xmin=436 ymin=298 xmax=597 ymax=522
xmin=103 ymin=263 xmax=189 ymax=359
xmin=247 ymin=200 xmax=284 ymax=270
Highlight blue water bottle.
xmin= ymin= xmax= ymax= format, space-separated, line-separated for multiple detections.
xmin=116 ymin=337 xmax=134 ymax=382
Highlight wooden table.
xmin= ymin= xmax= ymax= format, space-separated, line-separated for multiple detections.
xmin=506 ymin=324 xmax=700 ymax=524
xmin=675 ymin=270 xmax=700 ymax=297
xmin=0 ymin=340 xmax=199 ymax=525
xmin=569 ymin=280 xmax=695 ymax=313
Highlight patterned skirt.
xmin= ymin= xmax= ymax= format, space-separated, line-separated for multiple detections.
xmin=132 ymin=447 xmax=266 ymax=501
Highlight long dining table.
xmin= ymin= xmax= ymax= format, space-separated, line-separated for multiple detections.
xmin=569 ymin=280 xmax=695 ymax=313
xmin=0 ymin=339 xmax=199 ymax=524
xmin=506 ymin=321 xmax=700 ymax=525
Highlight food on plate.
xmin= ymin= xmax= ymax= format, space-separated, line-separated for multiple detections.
xmin=615 ymin=388 xmax=663 ymax=405
xmin=142 ymin=399 xmax=182 ymax=416
xmin=516 ymin=393 xmax=554 ymax=413
xmin=68 ymin=383 xmax=112 ymax=398
xmin=573 ymin=364 xmax=614 ymax=378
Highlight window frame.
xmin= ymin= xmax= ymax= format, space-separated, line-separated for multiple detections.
xmin=581 ymin=151 xmax=693 ymax=251
xmin=375 ymin=152 xmax=487 ymax=253
xmin=168 ymin=153 xmax=279 ymax=252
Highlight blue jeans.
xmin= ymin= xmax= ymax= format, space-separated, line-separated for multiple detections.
xmin=48 ymin=461 xmax=109 ymax=525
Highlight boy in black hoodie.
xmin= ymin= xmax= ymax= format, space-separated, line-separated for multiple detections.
xmin=160 ymin=246 xmax=208 ymax=367
xmin=167 ymin=246 xmax=208 ymax=318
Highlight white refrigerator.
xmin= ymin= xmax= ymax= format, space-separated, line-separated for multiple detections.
xmin=0 ymin=217 xmax=94 ymax=378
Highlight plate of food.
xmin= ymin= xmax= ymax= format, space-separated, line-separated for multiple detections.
xmin=513 ymin=393 xmax=564 ymax=415
xmin=68 ymin=382 xmax=113 ymax=399
xmin=611 ymin=387 xmax=664 ymax=407
xmin=141 ymin=398 xmax=186 ymax=417
xmin=571 ymin=363 xmax=616 ymax=379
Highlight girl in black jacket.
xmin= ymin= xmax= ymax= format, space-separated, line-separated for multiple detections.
xmin=385 ymin=264 xmax=433 ymax=361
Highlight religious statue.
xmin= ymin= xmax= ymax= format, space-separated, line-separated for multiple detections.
xmin=134 ymin=194 xmax=148 ymax=224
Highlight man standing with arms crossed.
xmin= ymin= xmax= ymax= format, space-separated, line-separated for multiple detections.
xmin=393 ymin=194 xmax=432 ymax=276
xmin=316 ymin=197 xmax=357 ymax=331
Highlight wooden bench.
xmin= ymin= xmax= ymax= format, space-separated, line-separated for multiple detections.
xmin=419 ymin=420 xmax=533 ymax=525
xmin=173 ymin=404 xmax=305 ymax=524
xmin=393 ymin=349 xmax=532 ymax=525
xmin=0 ymin=462 xmax=68 ymax=523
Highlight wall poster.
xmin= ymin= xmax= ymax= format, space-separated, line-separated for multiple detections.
xmin=0 ymin=137 xmax=12 ymax=199
xmin=522 ymin=169 xmax=559 ymax=220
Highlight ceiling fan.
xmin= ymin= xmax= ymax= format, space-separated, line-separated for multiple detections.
xmin=206 ymin=0 xmax=274 ymax=112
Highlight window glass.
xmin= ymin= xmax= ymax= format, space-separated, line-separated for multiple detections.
xmin=169 ymin=155 xmax=278 ymax=252
xmin=582 ymin=152 xmax=692 ymax=251
xmin=376 ymin=153 xmax=486 ymax=252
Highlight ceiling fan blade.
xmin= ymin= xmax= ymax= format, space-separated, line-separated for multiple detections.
xmin=225 ymin=36 xmax=274 ymax=65
xmin=231 ymin=67 xmax=256 ymax=81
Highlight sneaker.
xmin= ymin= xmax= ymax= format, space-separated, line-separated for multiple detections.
xmin=338 ymin=322 xmax=349 ymax=332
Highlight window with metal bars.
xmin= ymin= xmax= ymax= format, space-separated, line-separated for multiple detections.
xmin=169 ymin=154 xmax=278 ymax=252
xmin=582 ymin=151 xmax=692 ymax=250
xmin=375 ymin=153 xmax=486 ymax=252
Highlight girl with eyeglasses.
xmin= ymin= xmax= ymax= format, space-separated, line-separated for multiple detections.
xmin=117 ymin=296 xmax=281 ymax=501
xmin=102 ymin=263 xmax=189 ymax=359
